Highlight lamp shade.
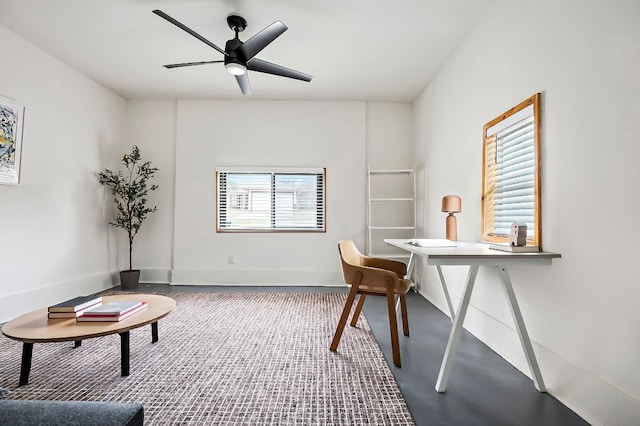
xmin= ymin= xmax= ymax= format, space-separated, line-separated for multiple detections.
xmin=441 ymin=195 xmax=462 ymax=213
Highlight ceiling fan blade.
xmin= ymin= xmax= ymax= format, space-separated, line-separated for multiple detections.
xmin=163 ymin=60 xmax=224 ymax=69
xmin=153 ymin=9 xmax=227 ymax=57
xmin=237 ymin=21 xmax=287 ymax=61
xmin=247 ymin=59 xmax=312 ymax=82
xmin=235 ymin=73 xmax=251 ymax=95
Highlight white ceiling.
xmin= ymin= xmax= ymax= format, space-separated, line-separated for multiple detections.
xmin=0 ymin=0 xmax=494 ymax=101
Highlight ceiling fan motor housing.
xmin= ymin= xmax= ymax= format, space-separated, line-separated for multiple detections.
xmin=227 ymin=15 xmax=247 ymax=33
xmin=224 ymin=38 xmax=246 ymax=66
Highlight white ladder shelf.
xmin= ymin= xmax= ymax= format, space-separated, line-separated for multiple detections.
xmin=366 ymin=167 xmax=416 ymax=258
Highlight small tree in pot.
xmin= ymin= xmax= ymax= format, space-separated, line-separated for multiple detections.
xmin=98 ymin=145 xmax=158 ymax=289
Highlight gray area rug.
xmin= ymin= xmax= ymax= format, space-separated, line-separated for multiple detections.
xmin=0 ymin=292 xmax=414 ymax=425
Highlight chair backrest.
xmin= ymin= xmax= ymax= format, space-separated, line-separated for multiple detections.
xmin=337 ymin=240 xmax=406 ymax=294
xmin=337 ymin=240 xmax=362 ymax=286
xmin=338 ymin=240 xmax=362 ymax=267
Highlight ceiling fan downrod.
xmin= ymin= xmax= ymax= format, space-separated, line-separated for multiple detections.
xmin=227 ymin=14 xmax=247 ymax=38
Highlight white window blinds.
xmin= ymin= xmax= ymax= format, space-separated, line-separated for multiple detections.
xmin=217 ymin=168 xmax=325 ymax=232
xmin=482 ymin=93 xmax=541 ymax=247
xmin=486 ymin=115 xmax=535 ymax=239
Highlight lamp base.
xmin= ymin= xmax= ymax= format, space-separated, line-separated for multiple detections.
xmin=446 ymin=214 xmax=457 ymax=241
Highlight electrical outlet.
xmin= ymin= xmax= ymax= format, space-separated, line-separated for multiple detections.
xmin=228 ymin=255 xmax=235 ymax=264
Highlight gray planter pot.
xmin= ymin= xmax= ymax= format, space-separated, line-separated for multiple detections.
xmin=120 ymin=270 xmax=141 ymax=290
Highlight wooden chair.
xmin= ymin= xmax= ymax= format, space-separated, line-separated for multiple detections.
xmin=330 ymin=240 xmax=411 ymax=367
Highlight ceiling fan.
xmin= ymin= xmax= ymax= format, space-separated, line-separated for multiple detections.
xmin=152 ymin=9 xmax=312 ymax=95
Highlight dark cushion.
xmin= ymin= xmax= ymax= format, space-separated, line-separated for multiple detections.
xmin=0 ymin=400 xmax=144 ymax=426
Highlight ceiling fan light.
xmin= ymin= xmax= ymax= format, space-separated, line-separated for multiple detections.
xmin=225 ymin=62 xmax=247 ymax=75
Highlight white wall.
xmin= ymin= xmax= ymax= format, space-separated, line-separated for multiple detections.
xmin=171 ymin=100 xmax=367 ymax=285
xmin=365 ymin=103 xmax=416 ymax=255
xmin=125 ymin=100 xmax=177 ymax=283
xmin=366 ymin=103 xmax=413 ymax=170
xmin=0 ymin=25 xmax=128 ymax=322
xmin=412 ymin=1 xmax=640 ymax=424
xmin=122 ymin=100 xmax=413 ymax=285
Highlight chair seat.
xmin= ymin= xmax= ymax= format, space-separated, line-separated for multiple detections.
xmin=352 ymin=278 xmax=412 ymax=296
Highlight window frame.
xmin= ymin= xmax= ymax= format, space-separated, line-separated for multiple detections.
xmin=481 ymin=93 xmax=542 ymax=248
xmin=216 ymin=167 xmax=326 ymax=233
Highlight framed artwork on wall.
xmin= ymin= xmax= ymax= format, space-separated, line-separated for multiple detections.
xmin=0 ymin=95 xmax=25 ymax=185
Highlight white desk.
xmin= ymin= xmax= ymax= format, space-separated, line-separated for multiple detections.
xmin=384 ymin=239 xmax=561 ymax=393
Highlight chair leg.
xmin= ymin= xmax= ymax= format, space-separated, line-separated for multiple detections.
xmin=400 ymin=293 xmax=409 ymax=337
xmin=350 ymin=294 xmax=366 ymax=327
xmin=330 ymin=284 xmax=359 ymax=352
xmin=386 ymin=287 xmax=401 ymax=367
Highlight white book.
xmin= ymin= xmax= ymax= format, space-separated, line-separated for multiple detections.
xmin=81 ymin=301 xmax=144 ymax=316
xmin=48 ymin=309 xmax=92 ymax=319
xmin=77 ymin=302 xmax=148 ymax=322
xmin=489 ymin=243 xmax=540 ymax=253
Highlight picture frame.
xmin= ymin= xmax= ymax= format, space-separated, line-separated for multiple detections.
xmin=0 ymin=95 xmax=25 ymax=185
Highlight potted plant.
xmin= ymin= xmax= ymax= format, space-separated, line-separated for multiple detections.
xmin=98 ymin=145 xmax=158 ymax=289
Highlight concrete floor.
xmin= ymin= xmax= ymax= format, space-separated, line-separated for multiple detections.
xmin=130 ymin=284 xmax=588 ymax=426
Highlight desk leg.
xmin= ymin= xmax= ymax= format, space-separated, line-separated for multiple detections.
xmin=120 ymin=331 xmax=130 ymax=377
xmin=19 ymin=342 xmax=34 ymax=387
xmin=435 ymin=265 xmax=456 ymax=321
xmin=435 ymin=265 xmax=479 ymax=392
xmin=405 ymin=252 xmax=416 ymax=280
xmin=151 ymin=322 xmax=159 ymax=343
xmin=498 ymin=267 xmax=547 ymax=392
xmin=406 ymin=252 xmax=418 ymax=292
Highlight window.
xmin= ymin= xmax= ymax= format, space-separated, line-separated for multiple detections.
xmin=481 ymin=93 xmax=541 ymax=247
xmin=217 ymin=167 xmax=325 ymax=232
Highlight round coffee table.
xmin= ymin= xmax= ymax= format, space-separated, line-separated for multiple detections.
xmin=2 ymin=294 xmax=176 ymax=386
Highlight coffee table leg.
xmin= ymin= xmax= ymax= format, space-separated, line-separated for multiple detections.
xmin=74 ymin=340 xmax=82 ymax=348
xmin=120 ymin=331 xmax=130 ymax=376
xmin=19 ymin=343 xmax=34 ymax=386
xmin=151 ymin=321 xmax=159 ymax=343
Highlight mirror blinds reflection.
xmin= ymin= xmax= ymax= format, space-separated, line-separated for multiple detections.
xmin=482 ymin=93 xmax=541 ymax=248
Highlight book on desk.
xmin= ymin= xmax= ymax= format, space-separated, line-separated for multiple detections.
xmin=405 ymin=239 xmax=456 ymax=248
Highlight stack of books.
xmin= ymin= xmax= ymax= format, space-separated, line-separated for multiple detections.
xmin=48 ymin=295 xmax=103 ymax=318
xmin=77 ymin=300 xmax=148 ymax=322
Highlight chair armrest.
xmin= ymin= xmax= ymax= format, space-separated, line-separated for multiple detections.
xmin=362 ymin=256 xmax=407 ymax=278
xmin=341 ymin=262 xmax=399 ymax=291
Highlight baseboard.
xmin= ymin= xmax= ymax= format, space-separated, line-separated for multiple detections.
xmin=170 ymin=269 xmax=343 ymax=286
xmin=0 ymin=272 xmax=115 ymax=323
xmin=168 ymin=283 xmax=344 ymax=288
xmin=416 ymin=284 xmax=640 ymax=426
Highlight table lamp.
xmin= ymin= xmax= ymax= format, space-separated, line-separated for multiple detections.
xmin=441 ymin=195 xmax=462 ymax=241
